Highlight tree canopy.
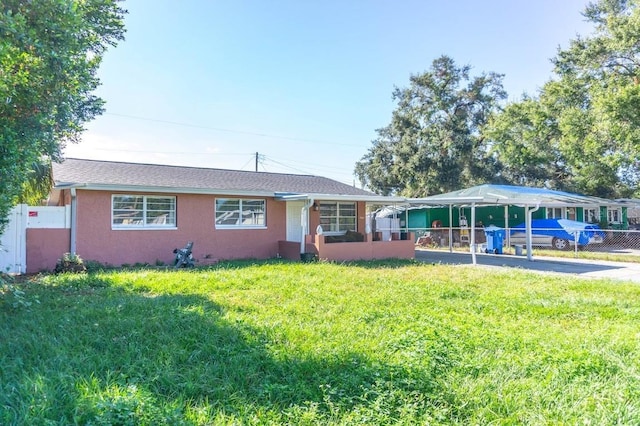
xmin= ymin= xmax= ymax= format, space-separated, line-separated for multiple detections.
xmin=0 ymin=0 xmax=126 ymax=230
xmin=359 ymin=0 xmax=640 ymax=199
xmin=355 ymin=56 xmax=506 ymax=197
xmin=487 ymin=0 xmax=640 ymax=198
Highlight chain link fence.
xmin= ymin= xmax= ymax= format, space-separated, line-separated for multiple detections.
xmin=413 ymin=227 xmax=640 ymax=261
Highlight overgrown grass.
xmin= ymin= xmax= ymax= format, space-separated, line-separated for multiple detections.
xmin=2 ymin=259 xmax=640 ymax=424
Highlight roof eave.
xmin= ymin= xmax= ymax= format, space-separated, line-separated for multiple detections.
xmin=275 ymin=193 xmax=406 ymax=203
xmin=407 ymin=196 xmax=623 ymax=208
xmin=53 ymin=183 xmax=399 ymax=201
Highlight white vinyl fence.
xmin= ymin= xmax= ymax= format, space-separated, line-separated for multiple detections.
xmin=0 ymin=204 xmax=70 ymax=274
xmin=0 ymin=205 xmax=27 ymax=274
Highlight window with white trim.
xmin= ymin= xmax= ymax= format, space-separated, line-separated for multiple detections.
xmin=607 ymin=207 xmax=622 ymax=224
xmin=112 ymin=195 xmax=176 ymax=228
xmin=215 ymin=198 xmax=266 ymax=228
xmin=584 ymin=208 xmax=600 ymax=223
xmin=546 ymin=207 xmax=564 ymax=219
xmin=319 ymin=202 xmax=356 ymax=234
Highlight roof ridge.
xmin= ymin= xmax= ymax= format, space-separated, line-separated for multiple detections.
xmin=61 ymin=157 xmax=329 ymax=179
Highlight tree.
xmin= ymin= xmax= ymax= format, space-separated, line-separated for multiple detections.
xmin=19 ymin=160 xmax=53 ymax=206
xmin=484 ymin=94 xmax=572 ymax=190
xmin=355 ymin=56 xmax=506 ymax=196
xmin=0 ymin=0 xmax=126 ymax=231
xmin=487 ymin=0 xmax=640 ymax=198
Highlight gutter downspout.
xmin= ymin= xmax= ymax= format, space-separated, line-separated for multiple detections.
xmin=525 ymin=204 xmax=540 ymax=261
xmin=300 ymin=198 xmax=314 ymax=254
xmin=70 ymin=188 xmax=77 ymax=255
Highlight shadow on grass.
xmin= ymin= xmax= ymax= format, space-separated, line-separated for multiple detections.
xmin=1 ymin=278 xmax=452 ymax=424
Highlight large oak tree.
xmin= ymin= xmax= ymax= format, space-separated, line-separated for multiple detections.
xmin=355 ymin=56 xmax=506 ymax=196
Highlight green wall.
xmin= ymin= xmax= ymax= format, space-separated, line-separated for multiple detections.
xmin=405 ymin=205 xmax=630 ymax=229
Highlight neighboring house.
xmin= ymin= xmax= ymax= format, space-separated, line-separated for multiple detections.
xmin=396 ymin=184 xmax=628 ymax=233
xmin=27 ymin=158 xmax=412 ymax=271
xmin=374 ymin=185 xmax=627 ymax=256
xmin=616 ymin=199 xmax=640 ymax=230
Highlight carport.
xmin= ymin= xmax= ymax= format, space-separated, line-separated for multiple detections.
xmin=409 ymin=184 xmax=618 ymax=264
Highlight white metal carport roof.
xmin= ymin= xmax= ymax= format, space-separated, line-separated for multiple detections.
xmin=409 ymin=184 xmax=619 ymax=208
xmin=406 ymin=184 xmax=622 ymax=264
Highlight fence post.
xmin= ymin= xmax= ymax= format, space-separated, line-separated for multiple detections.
xmin=574 ymin=231 xmax=579 ymax=257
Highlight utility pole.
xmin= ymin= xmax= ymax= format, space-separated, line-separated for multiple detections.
xmin=255 ymin=152 xmax=259 ymax=172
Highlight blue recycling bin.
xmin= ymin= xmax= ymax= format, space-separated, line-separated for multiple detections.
xmin=484 ymin=226 xmax=505 ymax=254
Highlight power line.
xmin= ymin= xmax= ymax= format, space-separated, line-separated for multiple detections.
xmin=260 ymin=155 xmax=356 ymax=185
xmin=103 ymin=112 xmax=367 ymax=148
xmin=87 ymin=145 xmax=358 ymax=175
xmin=265 ymin=155 xmax=359 ymax=173
xmin=88 ymin=147 xmax=250 ymax=156
xmin=262 ymin=156 xmax=317 ymax=176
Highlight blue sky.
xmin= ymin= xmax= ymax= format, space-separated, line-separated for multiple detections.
xmin=66 ymin=0 xmax=594 ymax=186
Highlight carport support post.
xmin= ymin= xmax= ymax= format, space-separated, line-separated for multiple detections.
xmin=448 ymin=204 xmax=453 ymax=253
xmin=504 ymin=205 xmax=510 ymax=247
xmin=525 ymin=204 xmax=539 ymax=261
xmin=471 ymin=202 xmax=477 ymax=265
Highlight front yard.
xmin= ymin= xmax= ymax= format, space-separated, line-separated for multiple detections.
xmin=1 ymin=260 xmax=639 ymax=424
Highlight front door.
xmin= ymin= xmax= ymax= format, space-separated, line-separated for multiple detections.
xmin=286 ymin=201 xmax=305 ymax=242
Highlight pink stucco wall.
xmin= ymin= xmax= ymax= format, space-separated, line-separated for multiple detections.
xmin=74 ymin=190 xmax=287 ymax=267
xmin=277 ymin=241 xmax=302 ymax=260
xmin=26 ymin=193 xmax=410 ymax=270
xmin=309 ymin=233 xmax=415 ymax=262
xmin=26 ymin=229 xmax=71 ymax=273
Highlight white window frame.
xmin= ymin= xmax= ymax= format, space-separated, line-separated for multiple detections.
xmin=215 ymin=198 xmax=266 ymax=229
xmin=546 ymin=207 xmax=564 ymax=219
xmin=584 ymin=208 xmax=600 ymax=224
xmin=607 ymin=207 xmax=622 ymax=224
xmin=112 ymin=195 xmax=177 ymax=229
xmin=319 ymin=202 xmax=357 ymax=235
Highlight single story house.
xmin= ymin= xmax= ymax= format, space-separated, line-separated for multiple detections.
xmin=28 ymin=158 xmax=413 ymax=271
xmin=616 ymin=199 xmax=640 ymax=229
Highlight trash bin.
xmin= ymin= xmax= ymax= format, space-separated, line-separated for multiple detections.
xmin=484 ymin=226 xmax=505 ymax=254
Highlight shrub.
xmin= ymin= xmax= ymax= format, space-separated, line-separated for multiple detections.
xmin=83 ymin=259 xmax=111 ymax=273
xmin=54 ymin=253 xmax=87 ymax=274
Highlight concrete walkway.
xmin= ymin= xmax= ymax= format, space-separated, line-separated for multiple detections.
xmin=415 ymin=249 xmax=640 ymax=283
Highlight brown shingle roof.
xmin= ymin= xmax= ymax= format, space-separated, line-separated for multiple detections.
xmin=53 ymin=158 xmax=376 ymax=197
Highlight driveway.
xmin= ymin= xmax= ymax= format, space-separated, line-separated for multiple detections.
xmin=415 ymin=249 xmax=640 ymax=283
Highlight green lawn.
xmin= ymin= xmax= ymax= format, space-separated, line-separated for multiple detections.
xmin=2 ymin=260 xmax=640 ymax=424
xmin=428 ymin=245 xmax=640 ymax=263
